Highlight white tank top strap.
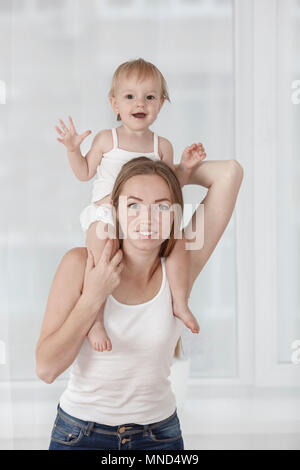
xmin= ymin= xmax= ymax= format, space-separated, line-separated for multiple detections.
xmin=153 ymin=132 xmax=159 ymax=157
xmin=161 ymin=256 xmax=166 ymax=278
xmin=111 ymin=127 xmax=118 ymax=150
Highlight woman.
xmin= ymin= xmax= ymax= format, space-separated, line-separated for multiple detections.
xmin=35 ymin=156 xmax=243 ymax=450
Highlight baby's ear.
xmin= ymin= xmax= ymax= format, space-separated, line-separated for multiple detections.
xmin=159 ymin=97 xmax=165 ymax=111
xmin=109 ymin=96 xmax=118 ymax=113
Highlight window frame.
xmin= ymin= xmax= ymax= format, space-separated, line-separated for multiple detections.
xmin=189 ymin=0 xmax=300 ymax=390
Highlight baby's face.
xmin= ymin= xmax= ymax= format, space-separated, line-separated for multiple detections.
xmin=110 ymin=73 xmax=164 ymax=129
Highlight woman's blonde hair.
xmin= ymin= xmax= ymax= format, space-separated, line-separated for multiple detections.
xmin=108 ymin=58 xmax=171 ymax=121
xmin=110 ymin=156 xmax=185 ymax=360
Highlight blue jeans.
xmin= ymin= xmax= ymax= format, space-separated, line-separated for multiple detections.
xmin=49 ymin=403 xmax=184 ymax=450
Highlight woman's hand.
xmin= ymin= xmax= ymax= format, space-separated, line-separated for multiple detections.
xmin=82 ymin=240 xmax=123 ymax=310
xmin=55 ymin=115 xmax=92 ymax=152
xmin=180 ymin=143 xmax=206 ymax=171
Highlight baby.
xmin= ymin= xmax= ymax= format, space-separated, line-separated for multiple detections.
xmin=55 ymin=58 xmax=205 ymax=352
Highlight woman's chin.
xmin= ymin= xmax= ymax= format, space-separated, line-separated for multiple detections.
xmin=134 ymin=237 xmax=161 ymax=247
xmin=124 ymin=235 xmax=164 ymax=250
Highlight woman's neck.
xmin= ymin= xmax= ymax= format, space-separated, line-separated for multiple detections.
xmin=120 ymin=244 xmax=161 ymax=283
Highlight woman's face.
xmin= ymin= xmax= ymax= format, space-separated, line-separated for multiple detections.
xmin=116 ymin=174 xmax=175 ymax=252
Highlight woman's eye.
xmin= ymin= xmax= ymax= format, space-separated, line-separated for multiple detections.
xmin=128 ymin=203 xmax=139 ymax=209
xmin=155 ymin=203 xmax=170 ymax=211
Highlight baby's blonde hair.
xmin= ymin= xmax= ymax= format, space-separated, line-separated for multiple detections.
xmin=108 ymin=58 xmax=171 ymax=121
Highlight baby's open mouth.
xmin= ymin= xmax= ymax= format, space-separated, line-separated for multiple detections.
xmin=132 ymin=113 xmax=146 ymax=118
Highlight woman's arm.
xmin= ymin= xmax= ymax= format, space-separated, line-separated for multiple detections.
xmin=35 ymin=248 xmax=100 ymax=383
xmin=35 ymin=242 xmax=123 ymax=383
xmin=184 ymin=159 xmax=244 ymax=292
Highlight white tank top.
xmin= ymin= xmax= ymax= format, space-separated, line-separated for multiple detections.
xmin=59 ymin=257 xmax=184 ymax=426
xmin=91 ymin=127 xmax=161 ymax=203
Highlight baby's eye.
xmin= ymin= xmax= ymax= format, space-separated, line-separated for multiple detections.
xmin=146 ymin=95 xmax=155 ymax=100
xmin=126 ymin=94 xmax=134 ymax=99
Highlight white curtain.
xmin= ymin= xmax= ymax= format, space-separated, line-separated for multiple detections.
xmin=0 ymin=0 xmax=235 ymax=384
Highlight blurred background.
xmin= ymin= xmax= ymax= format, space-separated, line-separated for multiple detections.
xmin=0 ymin=0 xmax=299 ymax=450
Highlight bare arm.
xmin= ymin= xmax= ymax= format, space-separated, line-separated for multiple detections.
xmin=184 ymin=159 xmax=244 ymax=292
xmin=67 ymin=131 xmax=104 ymax=181
xmin=35 ymin=248 xmax=100 ymax=383
xmin=160 ymin=138 xmax=192 ymax=187
xmin=35 ymin=242 xmax=123 ymax=383
xmin=66 ymin=146 xmax=88 ymax=181
xmin=55 ymin=116 xmax=105 ymax=181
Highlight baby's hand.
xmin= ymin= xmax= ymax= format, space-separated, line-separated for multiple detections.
xmin=180 ymin=142 xmax=206 ymax=171
xmin=55 ymin=116 xmax=92 ymax=152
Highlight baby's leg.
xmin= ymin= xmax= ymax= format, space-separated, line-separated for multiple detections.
xmin=165 ymin=232 xmax=200 ymax=334
xmin=85 ymin=218 xmax=119 ymax=351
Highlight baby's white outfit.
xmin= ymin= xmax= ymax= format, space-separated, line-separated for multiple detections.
xmin=79 ymin=127 xmax=161 ymax=233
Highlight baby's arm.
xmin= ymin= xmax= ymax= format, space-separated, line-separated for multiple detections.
xmin=158 ymin=137 xmax=199 ymax=333
xmin=75 ymin=130 xmax=106 ymax=181
xmin=55 ymin=116 xmax=105 ymax=182
xmin=160 ymin=138 xmax=193 ymax=188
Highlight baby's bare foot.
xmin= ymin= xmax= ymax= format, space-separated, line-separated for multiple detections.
xmin=173 ymin=304 xmax=200 ymax=334
xmin=87 ymin=322 xmax=112 ymax=352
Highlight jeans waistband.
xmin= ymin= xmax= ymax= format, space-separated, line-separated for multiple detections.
xmin=56 ymin=402 xmax=177 ymax=436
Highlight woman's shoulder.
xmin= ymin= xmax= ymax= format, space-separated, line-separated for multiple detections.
xmin=63 ymin=246 xmax=88 ymax=263
xmin=59 ymin=247 xmax=88 ymax=289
